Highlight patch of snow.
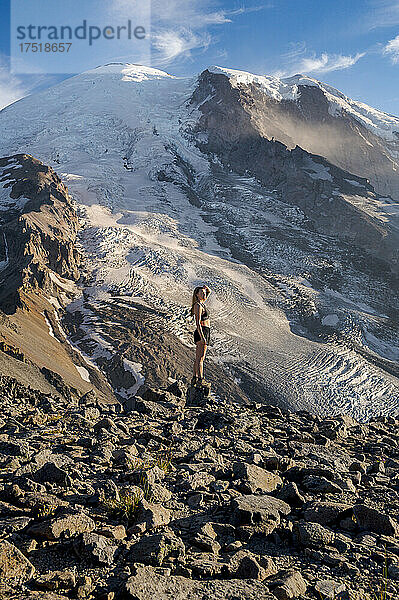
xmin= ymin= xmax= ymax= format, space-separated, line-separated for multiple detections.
xmin=344 ymin=179 xmax=364 ymax=187
xmin=322 ymin=314 xmax=339 ymax=326
xmin=0 ymin=232 xmax=9 ymax=271
xmin=304 ymin=158 xmax=333 ymax=181
xmin=117 ymin=358 xmax=145 ymax=397
xmin=208 ymin=65 xmax=299 ymax=101
xmin=75 ymin=365 xmax=91 ymax=382
xmin=41 ymin=312 xmax=57 ymax=339
xmin=49 ymin=272 xmax=78 ymax=293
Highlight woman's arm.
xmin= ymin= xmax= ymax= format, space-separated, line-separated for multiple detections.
xmin=204 ymin=285 xmax=212 ymax=297
xmin=194 ymin=303 xmax=205 ymax=343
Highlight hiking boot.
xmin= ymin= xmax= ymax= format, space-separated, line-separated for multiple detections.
xmin=197 ymin=377 xmax=211 ymax=388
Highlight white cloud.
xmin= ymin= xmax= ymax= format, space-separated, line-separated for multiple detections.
xmin=0 ymin=55 xmax=61 ymax=112
xmin=0 ymin=57 xmax=28 ymax=111
xmin=275 ymin=51 xmax=365 ymax=78
xmin=111 ymin=0 xmax=270 ymax=66
xmin=153 ymin=29 xmax=211 ymax=65
xmin=299 ymin=52 xmax=365 ymax=74
xmin=383 ymin=34 xmax=399 ymax=62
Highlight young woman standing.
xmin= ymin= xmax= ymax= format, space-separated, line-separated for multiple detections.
xmin=191 ymin=285 xmax=212 ymax=387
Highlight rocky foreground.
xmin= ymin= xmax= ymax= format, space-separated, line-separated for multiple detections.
xmin=0 ymin=375 xmax=398 ymax=600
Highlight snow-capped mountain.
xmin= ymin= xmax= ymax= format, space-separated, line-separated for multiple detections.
xmin=0 ymin=62 xmax=398 ymax=420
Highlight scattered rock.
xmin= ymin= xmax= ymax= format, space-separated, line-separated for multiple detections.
xmin=122 ymin=564 xmax=275 ymax=599
xmin=353 ymin=504 xmax=399 ymax=536
xmin=1 ymin=377 xmax=399 ymax=600
xmin=315 ymin=579 xmax=348 ymax=599
xmin=0 ymin=540 xmax=35 ymax=584
xmin=28 ymin=512 xmax=95 ymax=540
xmin=233 ymin=462 xmax=283 ymax=493
xmin=271 ymin=570 xmax=307 ymax=599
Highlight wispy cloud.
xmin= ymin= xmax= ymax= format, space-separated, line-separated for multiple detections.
xmin=274 ymin=48 xmax=365 ymax=78
xmin=111 ymin=0 xmax=270 ymax=66
xmin=152 ymin=29 xmax=212 ymax=65
xmin=0 ymin=56 xmax=29 ymax=110
xmin=383 ymin=34 xmax=399 ymax=62
xmin=0 ymin=55 xmax=60 ymax=111
xmin=364 ymin=0 xmax=399 ymax=29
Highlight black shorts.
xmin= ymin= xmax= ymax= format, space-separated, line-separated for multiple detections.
xmin=194 ymin=326 xmax=210 ymax=345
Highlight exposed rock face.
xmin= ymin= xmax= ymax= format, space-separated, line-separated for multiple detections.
xmin=195 ymin=69 xmax=399 ymax=200
xmin=190 ymin=70 xmax=399 ymax=276
xmin=0 ymin=154 xmax=80 ymax=313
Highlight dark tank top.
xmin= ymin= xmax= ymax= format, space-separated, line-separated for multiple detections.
xmin=196 ymin=302 xmax=209 ymax=320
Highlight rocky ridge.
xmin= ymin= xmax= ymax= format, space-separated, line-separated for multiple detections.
xmin=205 ymin=67 xmax=399 ymax=201
xmin=0 ymin=154 xmax=80 ymax=314
xmin=190 ymin=70 xmax=399 ymax=277
xmin=0 ymin=375 xmax=398 ymax=599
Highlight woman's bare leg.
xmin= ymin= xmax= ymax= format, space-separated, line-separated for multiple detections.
xmin=194 ymin=341 xmax=207 ymax=378
xmin=198 ymin=343 xmax=207 ymax=378
xmin=194 ymin=341 xmax=201 ymax=377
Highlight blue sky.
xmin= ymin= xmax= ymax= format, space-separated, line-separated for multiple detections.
xmin=0 ymin=0 xmax=399 ymax=115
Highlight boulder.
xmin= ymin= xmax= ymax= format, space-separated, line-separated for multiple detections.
xmin=276 ymin=482 xmax=305 ymax=507
xmin=294 ymin=521 xmax=335 ymax=547
xmin=166 ymin=380 xmax=185 ymax=398
xmin=353 ymin=504 xmax=399 ymax=536
xmin=232 ymin=495 xmax=290 ymax=534
xmin=127 ymin=530 xmax=185 ymax=566
xmin=133 ymin=498 xmax=171 ymax=532
xmin=121 ymin=565 xmax=275 ymax=599
xmin=33 ymin=570 xmax=76 ymax=591
xmin=95 ymin=524 xmax=126 ymax=540
xmin=74 ymin=532 xmax=119 ymax=566
xmin=28 ymin=512 xmax=95 ymax=540
xmin=33 ymin=462 xmax=69 ymax=486
xmin=315 ymin=579 xmax=348 ymax=599
xmin=0 ymin=540 xmax=35 ymax=584
xmin=302 ymin=475 xmax=342 ymax=494
xmin=227 ymin=550 xmax=276 ymax=580
xmin=271 ymin=570 xmax=307 ymax=600
xmin=233 ymin=462 xmax=282 ymax=493
xmin=304 ymin=502 xmax=352 ymax=525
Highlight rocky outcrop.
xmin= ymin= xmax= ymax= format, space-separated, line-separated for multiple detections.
xmin=193 ymin=69 xmax=399 ymax=200
xmin=0 ymin=154 xmax=80 ymax=313
xmin=190 ymin=70 xmax=399 ymax=276
xmin=0 ymin=374 xmax=398 ymax=599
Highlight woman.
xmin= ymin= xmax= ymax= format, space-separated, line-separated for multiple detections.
xmin=190 ymin=285 xmax=212 ymax=387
